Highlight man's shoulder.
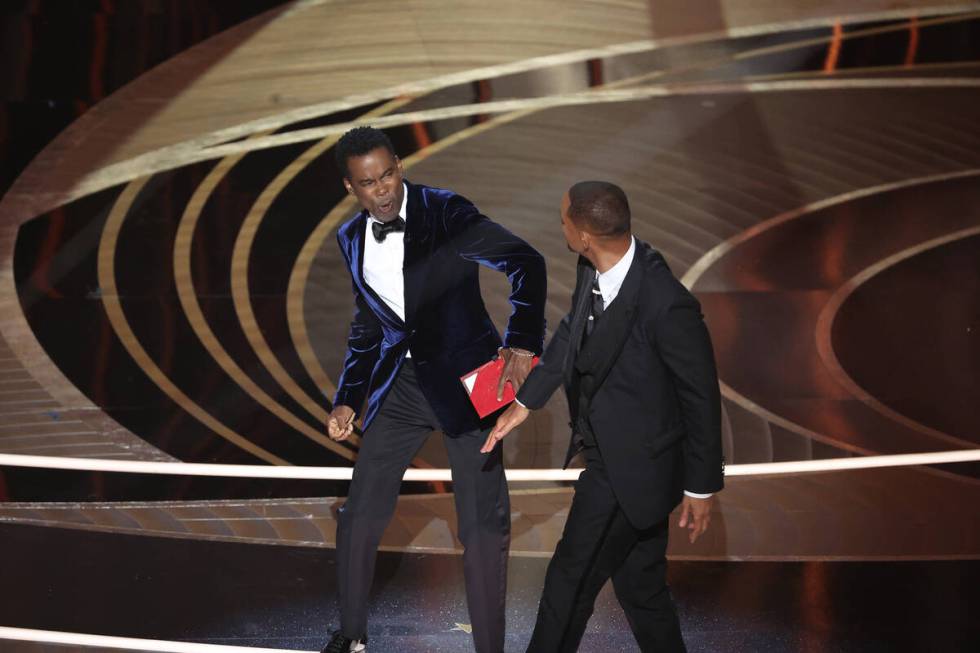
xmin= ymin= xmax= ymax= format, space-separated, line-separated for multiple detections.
xmin=412 ymin=181 xmax=471 ymax=210
xmin=634 ymin=239 xmax=673 ymax=280
xmin=634 ymin=239 xmax=696 ymax=303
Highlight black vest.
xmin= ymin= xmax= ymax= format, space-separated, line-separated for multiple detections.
xmin=569 ymin=325 xmax=600 ymax=447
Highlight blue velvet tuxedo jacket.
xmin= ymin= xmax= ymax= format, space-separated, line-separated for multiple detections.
xmin=333 ymin=181 xmax=547 ymax=436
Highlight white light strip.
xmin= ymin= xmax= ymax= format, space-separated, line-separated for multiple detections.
xmin=0 ymin=450 xmax=977 ymax=481
xmin=0 ymin=626 xmax=296 ymax=653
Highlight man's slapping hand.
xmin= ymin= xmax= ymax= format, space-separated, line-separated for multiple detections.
xmin=481 ymin=402 xmax=529 ymax=453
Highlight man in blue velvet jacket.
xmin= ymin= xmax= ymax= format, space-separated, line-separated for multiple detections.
xmin=321 ymin=126 xmax=547 ymax=653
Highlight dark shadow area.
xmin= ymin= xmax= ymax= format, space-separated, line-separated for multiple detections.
xmin=0 ymin=0 xmax=291 ymax=200
xmin=834 ymin=233 xmax=980 ymax=444
xmin=0 ymin=522 xmax=976 ymax=651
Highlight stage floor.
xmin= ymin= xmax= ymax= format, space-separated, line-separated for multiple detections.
xmin=2 ymin=522 xmax=978 ymax=652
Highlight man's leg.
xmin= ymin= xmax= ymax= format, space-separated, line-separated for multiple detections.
xmin=527 ymin=447 xmax=638 ymax=653
xmin=443 ymin=428 xmax=511 ymax=653
xmin=611 ymin=520 xmax=686 ymax=653
xmin=335 ymin=363 xmax=436 ymax=640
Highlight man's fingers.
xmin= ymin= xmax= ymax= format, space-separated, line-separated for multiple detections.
xmin=678 ymin=503 xmax=691 ymax=528
xmin=481 ymin=431 xmax=500 ymax=454
xmin=327 ymin=407 xmax=355 ymax=435
xmin=691 ymin=518 xmax=707 ymax=543
xmin=482 ymin=417 xmax=515 ymax=453
xmin=496 ymin=371 xmax=508 ymax=402
xmin=482 ymin=403 xmax=529 ymax=452
xmin=689 ymin=510 xmax=710 ymax=543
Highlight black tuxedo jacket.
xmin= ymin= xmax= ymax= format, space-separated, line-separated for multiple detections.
xmin=334 ymin=180 xmax=547 ymax=436
xmin=517 ymin=239 xmax=724 ymax=529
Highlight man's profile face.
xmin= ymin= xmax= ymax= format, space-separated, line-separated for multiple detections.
xmin=343 ymin=146 xmax=405 ymax=222
xmin=560 ymin=192 xmax=584 ymax=254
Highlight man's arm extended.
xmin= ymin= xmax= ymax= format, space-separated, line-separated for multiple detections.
xmin=480 ymin=310 xmax=572 ymax=453
xmin=443 ymin=196 xmax=546 ymax=355
xmin=443 ymin=196 xmax=547 ymax=397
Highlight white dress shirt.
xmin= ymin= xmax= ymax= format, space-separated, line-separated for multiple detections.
xmin=363 ymin=183 xmax=410 ymax=357
xmin=594 ymin=237 xmax=711 ymax=500
xmin=593 ymin=235 xmax=636 ymax=309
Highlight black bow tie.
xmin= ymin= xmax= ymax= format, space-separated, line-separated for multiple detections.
xmin=372 ymin=217 xmax=405 ymax=243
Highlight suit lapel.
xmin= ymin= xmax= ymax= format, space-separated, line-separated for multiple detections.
xmin=564 ymin=258 xmax=594 ymax=384
xmin=575 ymin=250 xmax=644 ymax=390
xmin=401 ymin=181 xmax=427 ymax=326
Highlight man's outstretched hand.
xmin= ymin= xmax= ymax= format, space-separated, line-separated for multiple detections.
xmin=481 ymin=402 xmax=530 ymax=453
xmin=677 ymin=495 xmax=713 ymax=544
xmin=327 ymin=405 xmax=356 ymax=441
xmin=497 ymin=348 xmax=534 ymax=401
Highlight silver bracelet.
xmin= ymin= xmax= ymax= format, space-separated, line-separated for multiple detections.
xmin=501 ymin=346 xmax=534 ymax=358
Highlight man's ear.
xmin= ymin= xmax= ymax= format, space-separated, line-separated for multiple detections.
xmin=343 ymin=179 xmax=353 ymax=194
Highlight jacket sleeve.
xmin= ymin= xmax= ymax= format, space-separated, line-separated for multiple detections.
xmin=515 ymin=311 xmax=571 ymax=410
xmin=332 ymin=241 xmax=383 ymax=414
xmin=652 ymin=288 xmax=725 ymax=495
xmin=516 ymin=258 xmax=589 ymax=410
xmin=442 ymin=195 xmax=547 ymax=354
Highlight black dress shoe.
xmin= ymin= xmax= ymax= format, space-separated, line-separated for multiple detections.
xmin=322 ymin=629 xmax=367 ymax=652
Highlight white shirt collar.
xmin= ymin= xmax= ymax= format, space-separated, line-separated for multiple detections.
xmin=368 ymin=182 xmax=408 ymax=224
xmin=595 ymin=236 xmax=636 ymax=307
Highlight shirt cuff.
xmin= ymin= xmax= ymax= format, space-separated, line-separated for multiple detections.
xmin=684 ymin=490 xmax=713 ymax=499
xmin=514 ymin=397 xmax=528 ymax=409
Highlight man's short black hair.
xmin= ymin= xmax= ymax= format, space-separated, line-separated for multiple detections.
xmin=567 ymin=181 xmax=631 ymax=237
xmin=335 ymin=126 xmax=396 ymax=177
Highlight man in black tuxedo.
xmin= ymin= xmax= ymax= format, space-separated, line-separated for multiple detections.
xmin=484 ymin=181 xmax=724 ymax=652
xmin=322 ymin=127 xmax=547 ymax=653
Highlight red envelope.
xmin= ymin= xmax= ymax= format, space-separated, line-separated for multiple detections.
xmin=460 ymin=356 xmax=540 ymax=418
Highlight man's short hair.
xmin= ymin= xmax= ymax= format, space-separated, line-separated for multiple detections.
xmin=567 ymin=181 xmax=631 ymax=237
xmin=335 ymin=126 xmax=396 ymax=177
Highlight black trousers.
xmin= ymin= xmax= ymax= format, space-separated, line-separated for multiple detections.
xmin=527 ymin=446 xmax=686 ymax=653
xmin=335 ymin=362 xmax=510 ymax=653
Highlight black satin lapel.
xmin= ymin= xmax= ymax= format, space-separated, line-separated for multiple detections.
xmin=564 ymin=260 xmax=594 ymax=382
xmin=402 ymin=182 xmax=426 ymax=325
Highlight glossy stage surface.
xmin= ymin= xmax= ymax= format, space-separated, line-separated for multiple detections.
xmin=1 ymin=523 xmax=978 ymax=652
xmin=1 ymin=1 xmax=979 ymax=651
